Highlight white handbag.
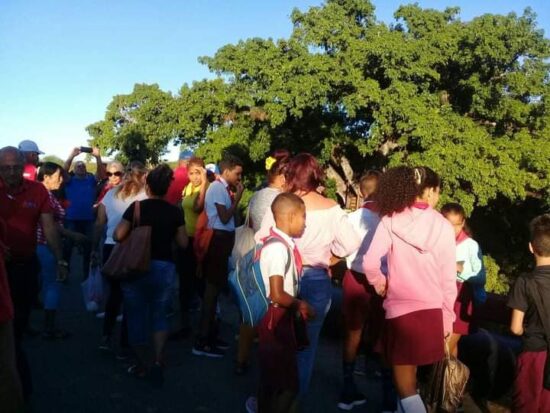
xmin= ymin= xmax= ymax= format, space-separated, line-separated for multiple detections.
xmin=231 ymin=207 xmax=256 ymax=264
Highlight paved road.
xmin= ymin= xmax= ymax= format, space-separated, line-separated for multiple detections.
xmin=24 ymin=259 xmax=384 ymax=413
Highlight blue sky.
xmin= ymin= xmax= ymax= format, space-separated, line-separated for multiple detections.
xmin=0 ymin=0 xmax=548 ymax=161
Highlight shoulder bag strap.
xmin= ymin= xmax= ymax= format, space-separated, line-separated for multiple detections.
xmin=133 ymin=201 xmax=141 ymax=229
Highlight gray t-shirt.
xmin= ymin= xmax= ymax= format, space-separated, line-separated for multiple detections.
xmin=248 ymin=187 xmax=280 ymax=233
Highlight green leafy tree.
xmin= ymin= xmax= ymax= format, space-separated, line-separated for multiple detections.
xmin=87 ymin=84 xmax=178 ymax=164
xmin=89 ymin=0 xmax=550 ymax=278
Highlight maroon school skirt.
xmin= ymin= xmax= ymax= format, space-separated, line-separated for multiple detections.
xmin=258 ymin=305 xmax=299 ymax=395
xmin=453 ymin=281 xmax=474 ymax=335
xmin=342 ymin=270 xmax=385 ymax=344
xmin=382 ymin=309 xmax=445 ymax=366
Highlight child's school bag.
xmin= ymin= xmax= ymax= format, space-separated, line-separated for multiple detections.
xmin=229 ymin=234 xmax=293 ymax=327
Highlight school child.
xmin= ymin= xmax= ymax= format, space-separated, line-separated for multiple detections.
xmin=254 ymin=193 xmax=315 ymax=413
xmin=363 ymin=166 xmax=456 ymax=413
xmin=338 ymin=170 xmax=386 ymax=411
xmin=441 ymin=203 xmax=486 ymax=357
xmin=508 ymin=213 xmax=550 ymax=412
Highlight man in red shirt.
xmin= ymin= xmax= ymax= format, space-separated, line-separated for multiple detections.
xmin=0 ymin=217 xmax=23 ymax=412
xmin=0 ymin=146 xmax=67 ymax=401
xmin=18 ymin=140 xmax=44 ymax=182
xmin=164 ymin=150 xmax=192 ymax=205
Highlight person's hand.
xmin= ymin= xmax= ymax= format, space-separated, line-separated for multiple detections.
xmin=200 ymin=167 xmax=208 ymax=184
xmin=374 ymin=282 xmax=387 ymax=297
xmin=297 ymin=300 xmax=315 ymax=321
xmin=92 ymin=147 xmax=101 ymax=157
xmin=72 ymin=232 xmax=88 ymax=246
xmin=56 ymin=260 xmax=69 ymax=282
xmin=70 ymin=147 xmax=81 ymax=157
xmin=235 ymin=182 xmax=244 ymax=200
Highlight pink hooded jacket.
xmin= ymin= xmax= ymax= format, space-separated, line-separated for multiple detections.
xmin=362 ymin=204 xmax=457 ymax=334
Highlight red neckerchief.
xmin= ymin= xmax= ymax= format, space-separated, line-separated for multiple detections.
xmin=413 ymin=201 xmax=430 ymax=210
xmin=456 ymin=229 xmax=469 ymax=245
xmin=361 ymin=200 xmax=378 ymax=212
xmin=263 ymin=228 xmax=303 ymax=276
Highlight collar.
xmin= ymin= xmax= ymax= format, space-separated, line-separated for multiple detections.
xmin=269 ymin=226 xmax=296 ymax=249
xmin=218 ymin=177 xmax=229 ymax=188
xmin=456 ymin=229 xmax=469 ymax=245
xmin=412 ymin=201 xmax=430 ymax=210
xmin=1 ymin=179 xmax=30 ymax=197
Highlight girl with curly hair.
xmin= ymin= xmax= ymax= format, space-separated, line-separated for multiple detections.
xmin=363 ymin=166 xmax=457 ymax=413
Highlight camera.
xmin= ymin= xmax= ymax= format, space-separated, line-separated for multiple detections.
xmin=80 ymin=146 xmax=93 ymax=153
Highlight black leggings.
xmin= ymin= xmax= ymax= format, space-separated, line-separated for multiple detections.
xmin=102 ymin=244 xmax=128 ymax=348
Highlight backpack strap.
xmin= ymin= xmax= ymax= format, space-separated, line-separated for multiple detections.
xmin=132 ymin=201 xmax=141 ymax=229
xmin=259 ymin=236 xmax=293 ymax=276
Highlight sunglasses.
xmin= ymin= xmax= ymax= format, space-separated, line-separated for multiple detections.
xmin=106 ymin=171 xmax=123 ymax=177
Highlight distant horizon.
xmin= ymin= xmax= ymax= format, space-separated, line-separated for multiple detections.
xmin=1 ymin=0 xmax=548 ymax=161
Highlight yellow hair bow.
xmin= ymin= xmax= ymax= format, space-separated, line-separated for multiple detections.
xmin=265 ymin=156 xmax=277 ymax=171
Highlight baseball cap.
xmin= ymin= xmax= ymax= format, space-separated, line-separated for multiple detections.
xmin=179 ymin=149 xmax=194 ymax=160
xmin=205 ymin=163 xmax=220 ymax=175
xmin=18 ymin=140 xmax=44 ymax=154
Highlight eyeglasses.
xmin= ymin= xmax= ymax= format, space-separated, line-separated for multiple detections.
xmin=106 ymin=171 xmax=123 ymax=177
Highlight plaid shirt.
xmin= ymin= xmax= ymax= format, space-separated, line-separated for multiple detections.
xmin=37 ymin=191 xmax=65 ymax=245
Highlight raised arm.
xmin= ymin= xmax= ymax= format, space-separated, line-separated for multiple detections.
xmin=64 ymin=147 xmax=81 ymax=172
xmin=92 ymin=147 xmax=106 ymax=180
xmin=215 ymin=183 xmax=244 ymax=224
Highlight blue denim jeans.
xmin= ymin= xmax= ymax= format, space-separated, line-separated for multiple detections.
xmin=121 ymin=260 xmax=175 ymax=346
xmin=37 ymin=244 xmax=60 ymax=310
xmin=297 ymin=267 xmax=332 ymax=396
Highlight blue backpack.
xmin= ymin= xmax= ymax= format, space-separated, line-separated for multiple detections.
xmin=229 ymin=236 xmax=292 ymax=327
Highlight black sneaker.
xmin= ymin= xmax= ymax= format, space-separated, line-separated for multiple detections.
xmin=98 ymin=336 xmax=113 ymax=352
xmin=337 ymin=390 xmax=367 ymax=411
xmin=213 ymin=337 xmax=229 ymax=350
xmin=192 ymin=342 xmax=225 ymax=358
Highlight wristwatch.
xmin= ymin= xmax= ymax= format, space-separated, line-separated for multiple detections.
xmin=57 ymin=260 xmax=69 ymax=267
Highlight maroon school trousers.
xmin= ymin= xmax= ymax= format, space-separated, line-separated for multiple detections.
xmin=513 ymin=350 xmax=550 ymax=413
xmin=258 ymin=305 xmax=299 ymax=413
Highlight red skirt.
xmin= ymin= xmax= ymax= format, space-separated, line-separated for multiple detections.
xmin=453 ymin=281 xmax=473 ymax=335
xmin=258 ymin=305 xmax=298 ymax=395
xmin=342 ymin=269 xmax=385 ymax=344
xmin=382 ymin=309 xmax=445 ymax=366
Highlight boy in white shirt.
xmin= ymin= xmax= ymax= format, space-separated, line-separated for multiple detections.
xmin=193 ymin=154 xmax=244 ymax=358
xmin=254 ymin=193 xmax=314 ymax=413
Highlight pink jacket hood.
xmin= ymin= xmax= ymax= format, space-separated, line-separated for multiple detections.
xmin=387 ymin=206 xmax=447 ymax=253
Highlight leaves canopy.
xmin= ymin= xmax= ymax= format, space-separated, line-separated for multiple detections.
xmin=88 ymin=0 xmax=550 ymax=208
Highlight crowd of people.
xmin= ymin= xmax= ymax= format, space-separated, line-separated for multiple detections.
xmin=0 ymin=140 xmax=549 ymax=413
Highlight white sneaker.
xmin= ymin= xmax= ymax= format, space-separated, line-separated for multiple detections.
xmin=95 ymin=312 xmax=106 ymax=319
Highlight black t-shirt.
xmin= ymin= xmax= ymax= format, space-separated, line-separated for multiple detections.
xmin=507 ymin=265 xmax=550 ymax=352
xmin=122 ymin=199 xmax=185 ymax=262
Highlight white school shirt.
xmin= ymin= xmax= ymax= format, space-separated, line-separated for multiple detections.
xmin=259 ymin=227 xmax=298 ymax=299
xmin=456 ymin=237 xmax=484 ymax=282
xmin=205 ymin=177 xmax=234 ymax=231
xmin=346 ymin=203 xmax=382 ymax=273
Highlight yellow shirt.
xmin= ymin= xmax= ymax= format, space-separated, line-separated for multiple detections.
xmin=181 ymin=184 xmax=202 ymax=236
